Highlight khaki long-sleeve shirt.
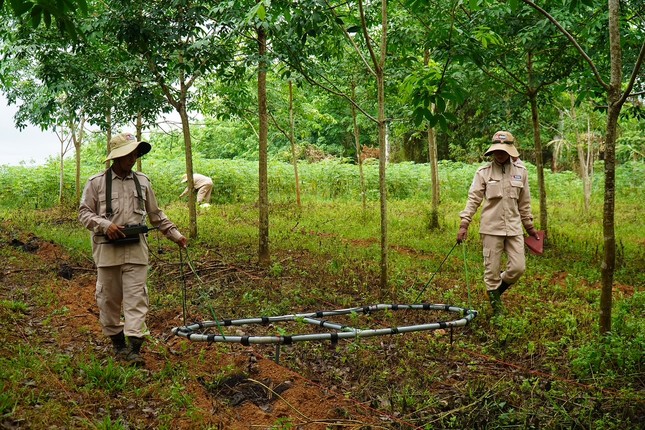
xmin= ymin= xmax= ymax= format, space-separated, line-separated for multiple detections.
xmin=459 ymin=160 xmax=535 ymax=236
xmin=79 ymin=168 xmax=183 ymax=267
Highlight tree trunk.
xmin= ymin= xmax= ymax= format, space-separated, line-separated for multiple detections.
xmin=423 ymin=50 xmax=440 ymax=229
xmin=528 ymin=55 xmax=548 ymax=235
xmin=599 ymin=0 xmax=623 ymax=334
xmin=571 ymin=97 xmax=583 ymax=199
xmin=74 ymin=141 xmax=81 ymax=204
xmin=59 ymin=136 xmax=64 ymax=205
xmin=529 ymin=94 xmax=547 ymax=234
xmin=72 ymin=116 xmax=85 ymax=205
xmin=351 ymin=83 xmax=366 ymax=211
xmin=288 ymin=81 xmax=301 ymax=208
xmin=258 ymin=25 xmax=270 ymax=266
xmin=427 ymin=114 xmax=440 ymax=230
xmin=600 ymin=104 xmax=619 ymax=334
xmin=377 ymin=0 xmax=388 ymax=293
xmin=178 ymin=101 xmax=197 ymax=239
xmin=357 ymin=0 xmax=388 ymax=291
xmin=572 ymin=95 xmax=593 ymax=213
xmin=583 ymin=118 xmax=593 ymax=211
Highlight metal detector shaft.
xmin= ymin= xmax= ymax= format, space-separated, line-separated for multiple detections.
xmin=413 ymin=241 xmax=459 ymax=303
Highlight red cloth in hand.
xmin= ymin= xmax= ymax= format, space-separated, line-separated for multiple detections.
xmin=525 ymin=230 xmax=544 ymax=255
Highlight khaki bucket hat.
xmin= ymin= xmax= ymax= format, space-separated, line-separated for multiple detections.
xmin=105 ymin=132 xmax=151 ymax=162
xmin=484 ymin=131 xmax=519 ymax=158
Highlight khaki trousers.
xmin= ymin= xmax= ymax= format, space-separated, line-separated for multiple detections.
xmin=197 ymin=184 xmax=213 ymax=203
xmin=481 ymin=234 xmax=525 ymax=291
xmin=96 ymin=264 xmax=149 ymax=337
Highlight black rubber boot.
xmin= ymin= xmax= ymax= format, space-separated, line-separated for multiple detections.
xmin=126 ymin=336 xmax=145 ymax=366
xmin=497 ymin=280 xmax=512 ymax=295
xmin=110 ymin=332 xmax=128 ymax=358
xmin=487 ymin=290 xmax=504 ymax=315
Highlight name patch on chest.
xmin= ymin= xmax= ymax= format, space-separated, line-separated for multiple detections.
xmin=513 ymin=175 xmax=522 ymax=180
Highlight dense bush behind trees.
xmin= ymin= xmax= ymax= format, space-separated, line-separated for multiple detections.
xmin=4 ymin=150 xmax=645 ymax=213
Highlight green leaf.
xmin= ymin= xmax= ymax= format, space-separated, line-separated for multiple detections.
xmin=77 ymin=0 xmax=88 ymax=14
xmin=43 ymin=10 xmax=51 ymax=27
xmin=30 ymin=4 xmax=42 ymax=27
xmin=10 ymin=0 xmax=32 ymax=15
xmin=444 ymin=112 xmax=459 ymax=123
xmin=245 ymin=2 xmax=262 ymax=23
xmin=437 ymin=115 xmax=448 ymax=131
xmin=435 ymin=96 xmax=446 ymax=113
xmin=428 ymin=114 xmax=439 ymax=128
xmin=412 ymin=107 xmax=425 ymax=127
xmin=423 ymin=108 xmax=432 ymax=122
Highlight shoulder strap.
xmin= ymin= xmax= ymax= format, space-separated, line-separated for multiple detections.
xmin=105 ymin=168 xmax=113 ymax=218
xmin=131 ymin=172 xmax=144 ymax=212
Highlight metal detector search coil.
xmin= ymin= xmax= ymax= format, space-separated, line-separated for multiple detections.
xmin=172 ymin=303 xmax=478 ymax=345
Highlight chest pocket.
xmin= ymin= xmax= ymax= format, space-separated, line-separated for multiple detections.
xmin=133 ymin=187 xmax=146 ymax=215
xmin=100 ymin=192 xmax=119 ymax=217
xmin=485 ymin=181 xmax=503 ymax=200
xmin=510 ymin=180 xmax=523 ymax=199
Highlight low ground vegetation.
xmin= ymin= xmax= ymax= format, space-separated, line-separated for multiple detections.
xmin=1 ymin=159 xmax=643 ymax=429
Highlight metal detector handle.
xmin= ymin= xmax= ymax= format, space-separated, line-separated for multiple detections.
xmin=112 ymin=224 xmax=158 ymax=244
xmin=119 ymin=224 xmax=157 ymax=236
xmin=94 ymin=224 xmax=159 ymax=245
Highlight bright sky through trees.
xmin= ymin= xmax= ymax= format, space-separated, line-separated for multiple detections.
xmin=0 ymin=94 xmax=59 ymax=165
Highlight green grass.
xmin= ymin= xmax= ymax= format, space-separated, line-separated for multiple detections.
xmin=78 ymin=356 xmax=142 ymax=394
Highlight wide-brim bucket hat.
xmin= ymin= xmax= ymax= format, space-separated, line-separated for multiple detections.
xmin=484 ymin=130 xmax=519 ymax=158
xmin=105 ymin=132 xmax=151 ymax=161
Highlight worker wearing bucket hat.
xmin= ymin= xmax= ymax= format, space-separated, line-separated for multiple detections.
xmin=79 ymin=132 xmax=188 ymax=365
xmin=456 ymin=131 xmax=539 ymax=315
xmin=179 ymin=172 xmax=213 ymax=205
xmin=487 ymin=131 xmax=525 ymax=166
xmin=104 ymin=132 xmax=152 ymax=162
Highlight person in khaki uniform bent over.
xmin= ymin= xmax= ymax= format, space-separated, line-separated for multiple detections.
xmin=180 ymin=173 xmax=213 ymax=204
xmin=79 ymin=132 xmax=188 ymax=365
xmin=457 ymin=131 xmax=539 ymax=314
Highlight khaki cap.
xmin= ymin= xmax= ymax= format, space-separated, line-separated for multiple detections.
xmin=105 ymin=132 xmax=151 ymax=162
xmin=484 ymin=130 xmax=519 ymax=158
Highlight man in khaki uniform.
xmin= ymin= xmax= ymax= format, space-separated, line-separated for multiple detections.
xmin=457 ymin=131 xmax=539 ymax=314
xmin=79 ymin=132 xmax=188 ymax=365
xmin=180 ymin=173 xmax=213 ymax=204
